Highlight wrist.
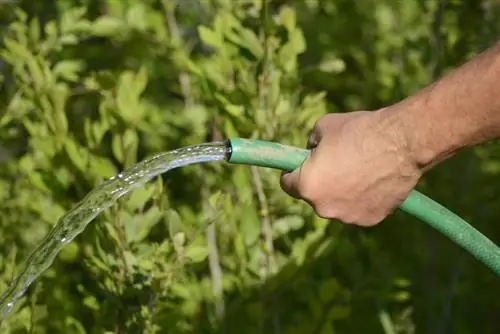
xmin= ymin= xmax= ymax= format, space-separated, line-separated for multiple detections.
xmin=376 ymin=97 xmax=461 ymax=171
xmin=376 ymin=43 xmax=500 ymax=171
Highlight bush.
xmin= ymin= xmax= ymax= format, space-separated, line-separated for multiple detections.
xmin=0 ymin=1 xmax=500 ymax=333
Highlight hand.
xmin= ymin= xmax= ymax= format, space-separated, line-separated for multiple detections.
xmin=280 ymin=110 xmax=422 ymax=226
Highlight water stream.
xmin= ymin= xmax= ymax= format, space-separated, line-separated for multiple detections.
xmin=0 ymin=141 xmax=228 ymax=319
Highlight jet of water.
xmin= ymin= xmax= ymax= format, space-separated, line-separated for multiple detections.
xmin=0 ymin=142 xmax=228 ymax=319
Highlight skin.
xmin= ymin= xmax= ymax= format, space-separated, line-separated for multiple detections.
xmin=280 ymin=42 xmax=500 ymax=226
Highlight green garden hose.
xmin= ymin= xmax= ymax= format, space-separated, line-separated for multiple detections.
xmin=226 ymin=137 xmax=500 ymax=276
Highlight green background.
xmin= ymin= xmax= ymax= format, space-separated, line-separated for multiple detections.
xmin=0 ymin=0 xmax=499 ymax=333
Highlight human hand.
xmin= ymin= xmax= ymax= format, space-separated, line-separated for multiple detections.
xmin=280 ymin=110 xmax=422 ymax=226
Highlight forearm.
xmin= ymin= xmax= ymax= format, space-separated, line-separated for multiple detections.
xmin=387 ymin=42 xmax=500 ymax=169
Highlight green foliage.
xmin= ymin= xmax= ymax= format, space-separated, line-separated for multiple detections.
xmin=0 ymin=0 xmax=499 ymax=333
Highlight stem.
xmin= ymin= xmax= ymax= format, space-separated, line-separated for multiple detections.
xmin=164 ymin=0 xmax=194 ymax=108
xmin=107 ymin=205 xmax=128 ymax=283
xmin=206 ymin=118 xmax=225 ymax=329
xmin=164 ymin=2 xmax=227 ymax=328
xmin=255 ymin=0 xmax=276 ymax=276
xmin=250 ymin=166 xmax=276 ymax=275
xmin=255 ymin=1 xmax=280 ymax=332
xmin=379 ymin=309 xmax=397 ymax=334
xmin=432 ymin=0 xmax=448 ymax=79
xmin=206 ymin=218 xmax=225 ymax=324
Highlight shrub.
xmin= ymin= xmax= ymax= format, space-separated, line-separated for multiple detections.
xmin=1 ymin=1 xmax=500 ymax=333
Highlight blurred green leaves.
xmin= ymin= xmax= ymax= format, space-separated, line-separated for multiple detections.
xmin=0 ymin=0 xmax=499 ymax=333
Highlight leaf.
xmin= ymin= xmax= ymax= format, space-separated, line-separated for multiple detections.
xmin=225 ymin=104 xmax=244 ymax=119
xmin=92 ymin=16 xmax=124 ymax=37
xmin=123 ymin=251 xmax=137 ymax=267
xmin=116 ymin=69 xmax=147 ymax=122
xmin=93 ymin=121 xmax=109 ymax=145
xmin=234 ymin=234 xmax=246 ymax=263
xmin=44 ymin=21 xmax=57 ymax=38
xmin=27 ymin=171 xmax=51 ymax=193
xmin=166 ymin=209 xmax=183 ymax=240
xmin=318 ymin=279 xmax=340 ymax=303
xmin=173 ymin=52 xmax=203 ymax=76
xmin=90 ymin=156 xmax=117 ymax=178
xmin=29 ymin=57 xmax=50 ymax=91
xmin=3 ymin=37 xmax=31 ymax=60
xmin=65 ymin=316 xmax=88 ymax=334
xmin=289 ymin=29 xmax=306 ymax=54
xmin=126 ymin=3 xmax=147 ymax=31
xmin=127 ymin=183 xmax=156 ymax=211
xmin=133 ymin=206 xmax=162 ymax=243
xmin=184 ymin=245 xmax=209 ymax=263
xmin=267 ymin=71 xmax=282 ymax=109
xmin=51 ymin=84 xmax=69 ymax=135
xmin=59 ymin=34 xmax=79 ymax=46
xmin=319 ymin=57 xmax=345 ymax=73
xmin=29 ymin=133 xmax=58 ymax=159
xmin=85 ymin=253 xmax=109 ymax=273
xmin=59 ymin=242 xmax=79 ymax=263
xmin=391 ymin=291 xmax=411 ymax=302
xmin=240 ymin=205 xmax=260 ymax=246
xmin=14 ymin=8 xmax=28 ymax=23
xmin=112 ymin=134 xmax=124 ymax=163
xmin=173 ymin=232 xmax=186 ymax=249
xmin=238 ymin=27 xmax=264 ymax=58
xmin=214 ymin=93 xmax=244 ymax=119
xmin=64 ymin=139 xmax=89 ymax=172
xmin=53 ymin=60 xmax=84 ymax=81
xmin=198 ymin=25 xmax=221 ymax=49
xmin=208 ymin=191 xmax=223 ymax=208
xmin=273 ymin=215 xmax=304 ymax=238
xmin=133 ymin=67 xmax=148 ymax=97
xmin=121 ymin=211 xmax=137 ymax=244
xmin=123 ymin=128 xmax=139 ymax=165
xmin=60 ymin=7 xmax=88 ymax=34
xmin=393 ymin=277 xmax=412 ymax=288
xmin=280 ymin=6 xmax=297 ymax=31
xmin=223 ymin=118 xmax=239 ymax=137
xmin=28 ymin=17 xmax=41 ymax=43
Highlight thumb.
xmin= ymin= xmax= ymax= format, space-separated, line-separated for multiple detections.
xmin=280 ymin=153 xmax=315 ymax=199
xmin=281 ymin=120 xmax=322 ymax=199
xmin=280 ymin=168 xmax=302 ymax=199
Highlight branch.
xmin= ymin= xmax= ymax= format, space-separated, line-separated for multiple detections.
xmin=206 ymin=215 xmax=225 ymax=323
xmin=250 ymin=166 xmax=276 ymax=275
xmin=432 ymin=0 xmax=448 ymax=79
xmin=205 ymin=121 xmax=225 ymax=329
xmin=254 ymin=1 xmax=281 ymax=332
xmin=164 ymin=1 xmax=194 ymax=108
